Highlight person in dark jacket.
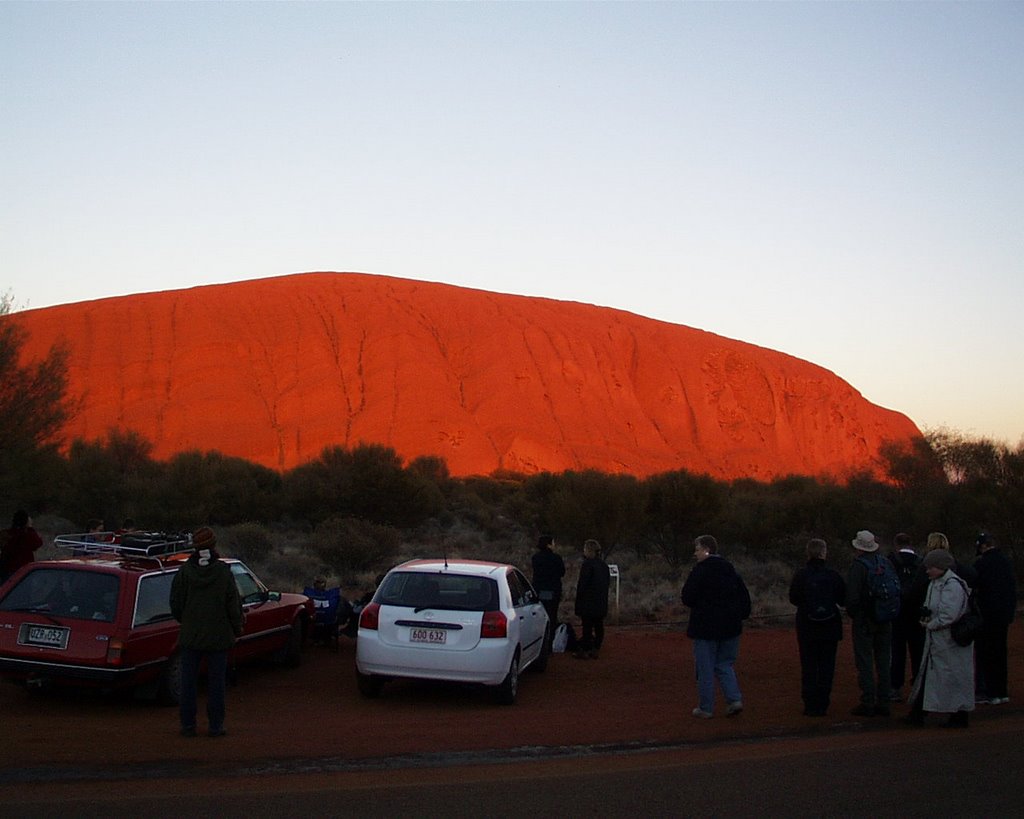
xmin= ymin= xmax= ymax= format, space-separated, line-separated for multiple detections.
xmin=972 ymin=533 xmax=1017 ymax=704
xmin=0 ymin=509 xmax=43 ymax=583
xmin=789 ymin=538 xmax=846 ymax=716
xmin=889 ymin=532 xmax=925 ymax=702
xmin=573 ymin=539 xmax=610 ymax=659
xmin=170 ymin=527 xmax=243 ymax=738
xmin=681 ymin=534 xmax=751 ymax=718
xmin=531 ymin=535 xmax=565 ymax=635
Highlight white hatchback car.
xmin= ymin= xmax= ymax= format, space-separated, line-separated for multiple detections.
xmin=355 ymin=559 xmax=550 ymax=704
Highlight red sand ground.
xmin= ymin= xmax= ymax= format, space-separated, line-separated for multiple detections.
xmin=2 ymin=624 xmax=1020 ymax=775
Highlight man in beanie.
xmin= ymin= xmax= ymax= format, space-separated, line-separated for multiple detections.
xmin=845 ymin=530 xmax=895 ymax=716
xmin=170 ymin=527 xmax=243 ymax=737
xmin=972 ymin=533 xmax=1017 ymax=705
xmin=531 ymin=535 xmax=565 ymax=645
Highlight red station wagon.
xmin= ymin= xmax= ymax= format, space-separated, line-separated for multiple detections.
xmin=0 ymin=532 xmax=314 ymax=703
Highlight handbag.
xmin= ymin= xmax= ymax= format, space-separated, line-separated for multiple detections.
xmin=950 ymin=592 xmax=983 ymax=647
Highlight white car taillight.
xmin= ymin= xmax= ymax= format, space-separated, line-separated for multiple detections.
xmin=359 ymin=602 xmax=381 ymax=630
xmin=480 ymin=610 xmax=507 ymax=638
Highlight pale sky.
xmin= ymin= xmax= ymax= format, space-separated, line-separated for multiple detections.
xmin=3 ymin=2 xmax=1022 ymax=446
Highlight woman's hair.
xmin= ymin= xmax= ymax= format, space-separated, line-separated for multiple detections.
xmin=536 ymin=535 xmax=554 ymax=550
xmin=694 ymin=534 xmax=718 ymax=554
xmin=926 ymin=532 xmax=949 ymax=551
xmin=12 ymin=509 xmax=29 ymax=528
xmin=806 ymin=538 xmax=828 ymax=560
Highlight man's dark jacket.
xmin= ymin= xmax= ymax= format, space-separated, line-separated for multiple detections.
xmin=973 ymin=548 xmax=1017 ymax=626
xmin=681 ymin=555 xmax=751 ymax=640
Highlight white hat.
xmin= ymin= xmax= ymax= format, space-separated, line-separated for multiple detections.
xmin=852 ymin=530 xmax=879 ymax=552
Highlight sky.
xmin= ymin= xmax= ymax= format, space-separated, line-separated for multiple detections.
xmin=2 ymin=2 xmax=1022 ymax=446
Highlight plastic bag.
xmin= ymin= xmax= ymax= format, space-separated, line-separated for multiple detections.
xmin=552 ymin=622 xmax=569 ymax=653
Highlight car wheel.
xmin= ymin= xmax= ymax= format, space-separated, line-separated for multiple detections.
xmin=157 ymin=652 xmax=183 ymax=706
xmin=494 ymin=651 xmax=520 ymax=705
xmin=530 ymin=626 xmax=551 ymax=673
xmin=282 ymin=618 xmax=303 ymax=668
xmin=356 ymin=670 xmax=384 ymax=698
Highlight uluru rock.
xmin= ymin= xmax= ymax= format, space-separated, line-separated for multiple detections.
xmin=16 ymin=272 xmax=920 ymax=480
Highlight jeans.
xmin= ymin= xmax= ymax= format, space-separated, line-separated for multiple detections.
xmin=180 ymin=648 xmax=228 ymax=732
xmin=851 ymin=618 xmax=892 ymax=705
xmin=890 ymin=617 xmax=925 ymax=691
xmin=692 ymin=636 xmax=742 ymax=712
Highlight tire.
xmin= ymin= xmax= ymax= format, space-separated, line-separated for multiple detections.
xmin=356 ymin=670 xmax=384 ymax=698
xmin=494 ymin=652 xmax=520 ymax=705
xmin=529 ymin=627 xmax=551 ymax=673
xmin=156 ymin=652 xmax=183 ymax=706
xmin=282 ymin=618 xmax=303 ymax=668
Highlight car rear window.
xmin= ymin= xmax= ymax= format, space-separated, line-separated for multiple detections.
xmin=377 ymin=572 xmax=498 ymax=611
xmin=0 ymin=568 xmax=120 ymax=623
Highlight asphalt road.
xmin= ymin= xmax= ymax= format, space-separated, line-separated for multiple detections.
xmin=3 ymin=713 xmax=1021 ymax=818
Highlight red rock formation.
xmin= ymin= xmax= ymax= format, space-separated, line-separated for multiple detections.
xmin=16 ymin=272 xmax=921 ymax=480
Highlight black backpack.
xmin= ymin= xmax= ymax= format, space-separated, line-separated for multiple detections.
xmin=803 ymin=569 xmax=839 ymax=622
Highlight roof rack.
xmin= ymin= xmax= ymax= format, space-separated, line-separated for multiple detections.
xmin=54 ymin=531 xmax=194 ymax=559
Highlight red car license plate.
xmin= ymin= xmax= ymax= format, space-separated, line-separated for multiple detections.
xmin=410 ymin=627 xmax=446 ymax=644
xmin=21 ymin=624 xmax=70 ymax=649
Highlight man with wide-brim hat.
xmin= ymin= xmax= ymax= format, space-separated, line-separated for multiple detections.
xmin=845 ymin=529 xmax=895 ymax=717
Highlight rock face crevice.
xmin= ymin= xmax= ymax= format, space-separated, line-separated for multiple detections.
xmin=17 ymin=272 xmax=921 ymax=480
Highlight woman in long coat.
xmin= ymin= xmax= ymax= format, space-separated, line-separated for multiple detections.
xmin=906 ymin=547 xmax=974 ymax=727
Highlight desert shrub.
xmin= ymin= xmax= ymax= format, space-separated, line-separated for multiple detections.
xmin=307 ymin=517 xmax=402 ymax=581
xmin=221 ymin=521 xmax=275 ymax=564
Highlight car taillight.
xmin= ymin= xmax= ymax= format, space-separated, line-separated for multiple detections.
xmin=359 ymin=602 xmax=380 ymax=631
xmin=106 ymin=638 xmax=125 ymax=666
xmin=480 ymin=611 xmax=507 ymax=639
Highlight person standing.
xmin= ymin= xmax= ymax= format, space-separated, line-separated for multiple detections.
xmin=972 ymin=533 xmax=1017 ymax=705
xmin=531 ymin=535 xmax=565 ymax=638
xmin=573 ymin=539 xmax=610 ymax=659
xmin=0 ymin=509 xmax=43 ymax=584
xmin=905 ymin=548 xmax=974 ymax=728
xmin=681 ymin=534 xmax=751 ymax=718
xmin=845 ymin=530 xmax=895 ymax=716
xmin=788 ymin=538 xmax=846 ymax=716
xmin=889 ymin=533 xmax=925 ymax=702
xmin=170 ymin=527 xmax=243 ymax=738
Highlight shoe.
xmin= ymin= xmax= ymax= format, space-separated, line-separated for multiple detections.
xmin=587 ymin=650 xmax=600 ymax=659
xmin=991 ymin=697 xmax=1010 ymax=705
xmin=874 ymin=705 xmax=891 ymax=717
xmin=572 ymin=650 xmax=588 ymax=659
xmin=804 ymin=709 xmax=827 ymax=717
xmin=180 ymin=726 xmax=197 ymax=737
xmin=208 ymin=728 xmax=227 ymax=737
xmin=945 ymin=712 xmax=969 ymax=729
xmin=975 ymin=696 xmax=992 ymax=705
xmin=902 ymin=712 xmax=925 ymax=726
xmin=691 ymin=707 xmax=713 ymax=719
xmin=889 ymin=690 xmax=903 ymax=703
xmin=726 ymin=701 xmax=743 ymax=716
xmin=850 ymin=704 xmax=876 ymax=717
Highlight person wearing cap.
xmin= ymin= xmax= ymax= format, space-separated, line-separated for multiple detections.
xmin=905 ymin=546 xmax=974 ymax=727
xmin=170 ymin=527 xmax=243 ymax=738
xmin=972 ymin=533 xmax=1017 ymax=705
xmin=845 ymin=530 xmax=894 ymax=716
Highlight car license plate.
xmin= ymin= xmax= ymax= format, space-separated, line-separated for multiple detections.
xmin=20 ymin=624 xmax=70 ymax=649
xmin=409 ymin=627 xmax=447 ymax=645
